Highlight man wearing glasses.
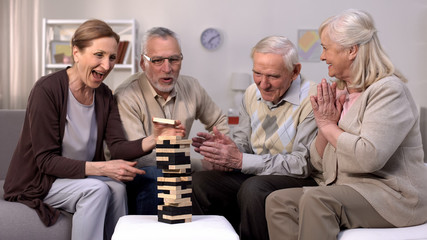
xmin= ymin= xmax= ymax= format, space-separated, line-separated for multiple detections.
xmin=114 ymin=27 xmax=229 ymax=215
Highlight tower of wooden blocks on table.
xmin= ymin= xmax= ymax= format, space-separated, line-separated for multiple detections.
xmin=156 ymin=135 xmax=192 ymax=224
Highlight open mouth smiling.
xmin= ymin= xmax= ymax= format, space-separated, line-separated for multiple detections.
xmin=92 ymin=70 xmax=105 ymax=81
xmin=161 ymin=77 xmax=173 ymax=83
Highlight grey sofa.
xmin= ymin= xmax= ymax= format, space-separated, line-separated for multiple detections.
xmin=0 ymin=109 xmax=72 ymax=240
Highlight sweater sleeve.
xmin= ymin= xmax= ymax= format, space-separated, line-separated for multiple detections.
xmin=28 ymin=75 xmax=86 ymax=179
xmin=336 ymin=79 xmax=417 ymax=173
xmin=102 ymin=86 xmax=148 ymax=160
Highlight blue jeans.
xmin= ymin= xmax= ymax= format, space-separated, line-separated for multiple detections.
xmin=125 ymin=166 xmax=163 ymax=215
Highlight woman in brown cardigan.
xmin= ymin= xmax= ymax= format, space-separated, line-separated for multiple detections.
xmin=3 ymin=19 xmax=184 ymax=240
xmin=266 ymin=9 xmax=427 ymax=240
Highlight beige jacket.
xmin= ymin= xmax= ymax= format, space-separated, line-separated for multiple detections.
xmin=114 ymin=72 xmax=229 ymax=167
xmin=310 ymin=75 xmax=427 ymax=227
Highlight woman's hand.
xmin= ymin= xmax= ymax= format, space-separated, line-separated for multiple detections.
xmin=310 ymin=79 xmax=345 ymax=129
xmin=86 ymin=160 xmax=145 ymax=182
xmin=310 ymin=79 xmax=346 ymax=152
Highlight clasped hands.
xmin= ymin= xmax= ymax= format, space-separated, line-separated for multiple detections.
xmin=192 ymin=126 xmax=242 ymax=171
xmin=310 ymin=79 xmax=346 ymax=129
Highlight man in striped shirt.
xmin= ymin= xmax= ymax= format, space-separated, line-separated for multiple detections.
xmin=191 ymin=36 xmax=318 ymax=240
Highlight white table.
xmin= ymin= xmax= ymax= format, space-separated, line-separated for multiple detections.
xmin=112 ymin=215 xmax=239 ymax=240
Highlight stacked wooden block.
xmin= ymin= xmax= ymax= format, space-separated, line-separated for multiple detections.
xmin=156 ymin=135 xmax=192 ymax=224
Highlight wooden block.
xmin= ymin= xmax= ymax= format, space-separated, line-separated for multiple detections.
xmin=156 ymin=143 xmax=190 ymax=149
xmin=158 ymin=212 xmax=188 ymax=224
xmin=162 ymin=200 xmax=192 ymax=207
xmin=157 ymin=178 xmax=191 ymax=186
xmin=157 ymin=176 xmax=192 ymax=184
xmin=163 ymin=197 xmax=191 ymax=204
xmin=162 ymin=171 xmax=191 ymax=177
xmin=161 ymin=214 xmax=192 ymax=221
xmin=157 ymin=180 xmax=191 ymax=187
xmin=156 ymin=162 xmax=191 ymax=170
xmin=162 ymin=169 xmax=191 ymax=175
xmin=161 ymin=188 xmax=192 ymax=195
xmin=156 ymin=156 xmax=171 ymax=161
xmin=158 ymin=218 xmax=187 ymax=224
xmin=158 ymin=185 xmax=191 ymax=192
xmin=157 ymin=139 xmax=193 ymax=145
xmin=157 ymin=136 xmax=182 ymax=141
xmin=156 ymin=154 xmax=190 ymax=161
xmin=158 ymin=205 xmax=192 ymax=215
xmin=153 ymin=117 xmax=176 ymax=125
xmin=157 ymin=176 xmax=191 ymax=187
xmin=158 ymin=212 xmax=192 ymax=224
xmin=161 ymin=169 xmax=191 ymax=177
xmin=156 ymin=148 xmax=190 ymax=154
xmin=156 ymin=155 xmax=190 ymax=162
xmin=156 ymin=151 xmax=189 ymax=156
xmin=158 ymin=185 xmax=183 ymax=191
xmin=156 ymin=143 xmax=182 ymax=149
xmin=156 ymin=156 xmax=191 ymax=166
xmin=180 ymin=176 xmax=192 ymax=181
xmin=158 ymin=192 xmax=192 ymax=199
xmin=167 ymin=164 xmax=191 ymax=170
xmin=157 ymin=177 xmax=181 ymax=183
xmin=156 ymin=152 xmax=190 ymax=159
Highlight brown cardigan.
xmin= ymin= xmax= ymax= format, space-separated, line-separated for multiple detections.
xmin=3 ymin=69 xmax=148 ymax=226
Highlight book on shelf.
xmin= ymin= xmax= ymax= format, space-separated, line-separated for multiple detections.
xmin=117 ymin=41 xmax=129 ymax=64
xmin=123 ymin=43 xmax=132 ymax=64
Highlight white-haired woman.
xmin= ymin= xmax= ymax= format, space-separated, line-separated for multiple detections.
xmin=265 ymin=9 xmax=427 ymax=240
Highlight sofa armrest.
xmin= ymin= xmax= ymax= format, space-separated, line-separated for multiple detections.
xmin=0 ymin=180 xmax=72 ymax=240
xmin=0 ymin=109 xmax=26 ymax=179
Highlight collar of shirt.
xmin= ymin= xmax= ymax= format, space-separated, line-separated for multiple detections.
xmin=256 ymin=75 xmax=302 ymax=110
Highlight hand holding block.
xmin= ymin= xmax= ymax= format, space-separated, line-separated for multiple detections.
xmin=153 ymin=117 xmax=176 ymax=125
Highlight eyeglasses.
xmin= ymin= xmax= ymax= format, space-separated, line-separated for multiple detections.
xmin=143 ymin=54 xmax=183 ymax=66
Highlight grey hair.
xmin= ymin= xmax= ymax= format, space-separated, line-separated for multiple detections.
xmin=319 ymin=9 xmax=406 ymax=90
xmin=140 ymin=27 xmax=181 ymax=55
xmin=250 ymin=36 xmax=299 ymax=72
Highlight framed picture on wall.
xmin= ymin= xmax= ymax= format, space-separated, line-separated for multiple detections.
xmin=297 ymin=29 xmax=321 ymax=62
xmin=50 ymin=41 xmax=72 ymax=64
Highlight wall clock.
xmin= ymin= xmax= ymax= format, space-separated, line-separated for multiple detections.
xmin=200 ymin=28 xmax=222 ymax=50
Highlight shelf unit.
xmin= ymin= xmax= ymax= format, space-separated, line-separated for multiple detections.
xmin=42 ymin=18 xmax=137 ymax=76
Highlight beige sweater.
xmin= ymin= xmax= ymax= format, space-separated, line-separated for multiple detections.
xmin=114 ymin=72 xmax=229 ymax=168
xmin=310 ymin=75 xmax=427 ymax=227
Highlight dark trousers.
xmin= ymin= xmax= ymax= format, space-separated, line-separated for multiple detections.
xmin=192 ymin=170 xmax=318 ymax=240
xmin=126 ymin=166 xmax=163 ymax=215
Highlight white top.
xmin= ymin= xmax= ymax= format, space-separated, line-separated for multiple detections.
xmin=62 ymin=89 xmax=97 ymax=161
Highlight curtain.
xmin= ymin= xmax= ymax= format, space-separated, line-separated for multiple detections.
xmin=0 ymin=0 xmax=40 ymax=109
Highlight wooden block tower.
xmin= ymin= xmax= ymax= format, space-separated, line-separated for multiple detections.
xmin=156 ymin=135 xmax=192 ymax=224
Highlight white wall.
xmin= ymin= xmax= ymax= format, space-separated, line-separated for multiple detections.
xmin=39 ymin=0 xmax=427 ymax=159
